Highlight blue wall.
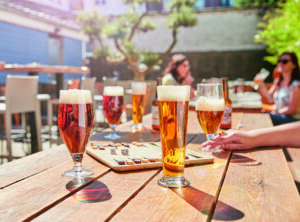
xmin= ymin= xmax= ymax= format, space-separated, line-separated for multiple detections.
xmin=0 ymin=22 xmax=49 ymax=83
xmin=0 ymin=22 xmax=84 ymax=85
xmin=63 ymin=37 xmax=84 ymax=81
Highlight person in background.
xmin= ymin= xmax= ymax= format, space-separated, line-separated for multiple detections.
xmin=202 ymin=121 xmax=300 ymax=150
xmin=255 ymin=52 xmax=300 ymax=125
xmin=162 ymin=54 xmax=196 ymax=98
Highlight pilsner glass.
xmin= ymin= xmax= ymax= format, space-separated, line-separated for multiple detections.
xmin=103 ymin=86 xmax=124 ymax=140
xmin=58 ymin=89 xmax=94 ymax=177
xmin=196 ymin=83 xmax=225 ymax=152
xmin=131 ymin=82 xmax=147 ymax=131
xmin=157 ymin=85 xmax=190 ymax=188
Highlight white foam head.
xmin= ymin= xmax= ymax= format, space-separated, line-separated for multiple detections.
xmin=131 ymin=82 xmax=147 ymax=95
xmin=103 ymin=86 xmax=124 ymax=96
xmin=196 ymin=96 xmax=225 ymax=111
xmin=157 ymin=85 xmax=190 ymax=101
xmin=59 ymin=89 xmax=92 ymax=104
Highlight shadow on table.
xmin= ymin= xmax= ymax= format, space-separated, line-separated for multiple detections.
xmin=91 ymin=129 xmax=160 ymax=143
xmin=171 ymin=186 xmax=244 ymax=221
xmin=66 ymin=177 xmax=112 ymax=203
xmin=213 ymin=152 xmax=262 ymax=166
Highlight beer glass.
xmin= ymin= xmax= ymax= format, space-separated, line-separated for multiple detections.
xmin=103 ymin=86 xmax=124 ymax=140
xmin=196 ymin=83 xmax=225 ymax=151
xmin=157 ymin=85 xmax=190 ymax=188
xmin=58 ymin=89 xmax=94 ymax=177
xmin=131 ymin=82 xmax=147 ymax=131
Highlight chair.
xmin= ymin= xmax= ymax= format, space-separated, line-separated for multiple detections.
xmin=0 ymin=76 xmax=42 ymax=161
xmin=37 ymin=94 xmax=53 ymax=146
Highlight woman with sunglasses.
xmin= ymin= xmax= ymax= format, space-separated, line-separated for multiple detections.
xmin=255 ymin=52 xmax=300 ymax=125
xmin=162 ymin=54 xmax=196 ymax=98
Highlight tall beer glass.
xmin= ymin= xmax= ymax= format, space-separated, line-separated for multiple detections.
xmin=58 ymin=89 xmax=94 ymax=177
xmin=131 ymin=82 xmax=147 ymax=131
xmin=196 ymin=83 xmax=225 ymax=151
xmin=103 ymin=86 xmax=124 ymax=140
xmin=157 ymin=85 xmax=190 ymax=188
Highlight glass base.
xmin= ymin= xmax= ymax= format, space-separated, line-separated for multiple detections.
xmin=158 ymin=176 xmax=190 ymax=188
xmin=104 ymin=132 xmax=120 ymax=140
xmin=202 ymin=144 xmax=222 ymax=153
xmin=203 ymin=133 xmax=222 ymax=152
xmin=62 ymin=167 xmax=93 ymax=178
xmin=132 ymin=123 xmax=143 ymax=132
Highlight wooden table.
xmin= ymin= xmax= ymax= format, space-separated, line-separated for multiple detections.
xmin=0 ymin=64 xmax=90 ymax=98
xmin=0 ymin=64 xmax=90 ymax=153
xmin=1 ymin=112 xmax=300 ymax=221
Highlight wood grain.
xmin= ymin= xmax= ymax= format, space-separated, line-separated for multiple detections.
xmin=0 ymin=155 xmax=109 ymax=221
xmin=286 ymin=147 xmax=300 ymax=188
xmin=0 ymin=146 xmax=68 ymax=189
xmin=0 ymin=65 xmax=89 ymax=74
xmin=32 ymin=111 xmax=204 ymax=221
xmin=213 ymin=113 xmax=300 ymax=222
xmin=33 ymin=169 xmax=161 ymax=222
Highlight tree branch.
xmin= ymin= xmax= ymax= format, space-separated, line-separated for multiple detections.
xmin=95 ymin=34 xmax=104 ymax=48
xmin=114 ymin=38 xmax=140 ymax=75
xmin=142 ymin=28 xmax=178 ymax=75
xmin=128 ymin=9 xmax=149 ymax=41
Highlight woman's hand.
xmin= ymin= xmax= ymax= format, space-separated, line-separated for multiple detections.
xmin=183 ymin=72 xmax=194 ymax=85
xmin=202 ymin=130 xmax=258 ymax=150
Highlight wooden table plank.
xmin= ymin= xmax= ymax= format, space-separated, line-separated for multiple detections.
xmin=0 ymin=155 xmax=108 ymax=222
xmin=33 ymin=168 xmax=161 ymax=222
xmin=286 ymin=147 xmax=300 ymax=192
xmin=213 ymin=113 xmax=300 ymax=221
xmin=31 ymin=111 xmax=204 ymax=221
xmin=0 ymin=64 xmax=90 ymax=74
xmin=0 ymin=146 xmax=68 ymax=189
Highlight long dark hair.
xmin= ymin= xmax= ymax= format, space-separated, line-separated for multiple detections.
xmin=164 ymin=54 xmax=187 ymax=84
xmin=278 ymin=52 xmax=300 ymax=85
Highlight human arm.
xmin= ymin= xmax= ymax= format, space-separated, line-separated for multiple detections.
xmin=182 ymin=72 xmax=195 ymax=98
xmin=277 ymin=85 xmax=300 ymax=115
xmin=256 ymin=77 xmax=279 ymax=104
xmin=202 ymin=121 xmax=300 ymax=150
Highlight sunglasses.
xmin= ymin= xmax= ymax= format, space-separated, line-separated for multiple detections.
xmin=277 ymin=59 xmax=291 ymax=64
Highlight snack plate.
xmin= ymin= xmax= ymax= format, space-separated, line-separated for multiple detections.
xmin=87 ymin=141 xmax=214 ymax=171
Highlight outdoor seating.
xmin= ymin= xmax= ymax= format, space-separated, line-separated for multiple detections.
xmin=37 ymin=93 xmax=53 ymax=146
xmin=0 ymin=76 xmax=42 ymax=161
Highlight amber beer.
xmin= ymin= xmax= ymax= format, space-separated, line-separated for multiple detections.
xmin=196 ymin=97 xmax=225 ymax=135
xmin=220 ymin=78 xmax=232 ymax=129
xmin=58 ymin=90 xmax=94 ymax=155
xmin=131 ymin=82 xmax=146 ymax=128
xmin=157 ymin=85 xmax=190 ymax=188
xmin=103 ymin=86 xmax=124 ymax=125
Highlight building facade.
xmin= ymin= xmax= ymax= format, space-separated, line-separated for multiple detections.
xmin=0 ymin=0 xmax=88 ymax=84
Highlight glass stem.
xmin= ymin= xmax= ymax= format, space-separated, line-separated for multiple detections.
xmin=110 ymin=124 xmax=117 ymax=133
xmin=72 ymin=153 xmax=83 ymax=169
xmin=206 ymin=134 xmax=215 ymax=141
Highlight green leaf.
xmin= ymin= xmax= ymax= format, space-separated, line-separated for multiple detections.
xmin=255 ymin=0 xmax=300 ymax=64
